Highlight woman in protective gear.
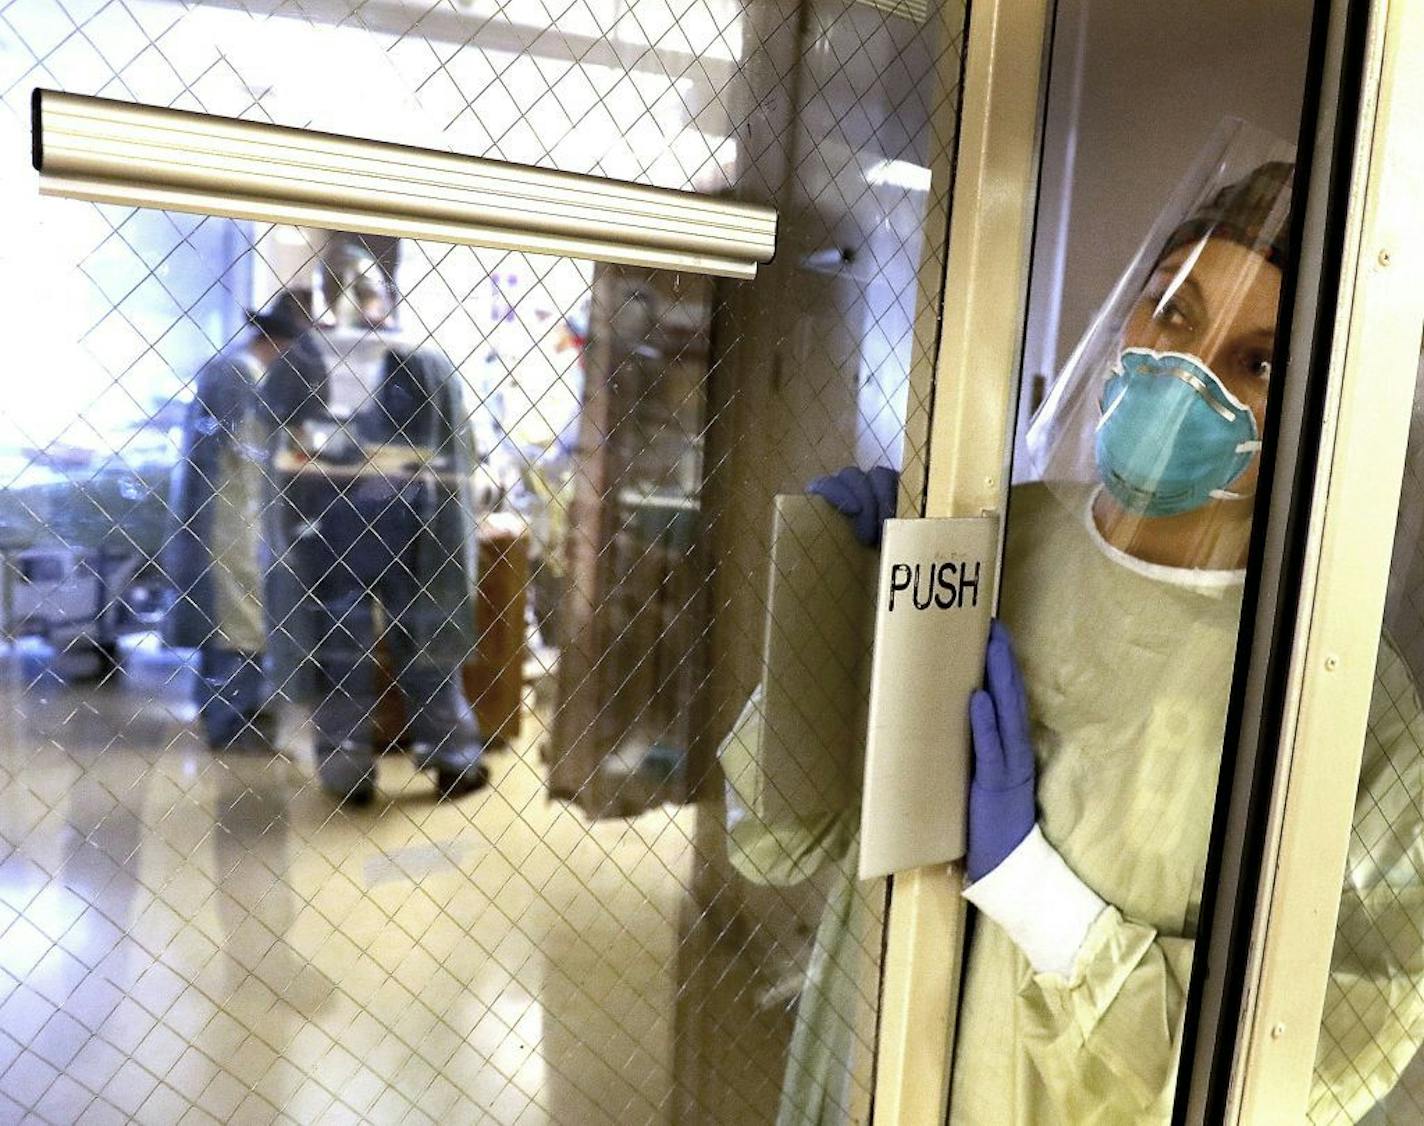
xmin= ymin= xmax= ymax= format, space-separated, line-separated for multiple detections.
xmin=772 ymin=124 xmax=1424 ymax=1123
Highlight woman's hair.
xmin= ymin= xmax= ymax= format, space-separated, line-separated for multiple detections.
xmin=1158 ymin=161 xmax=1294 ymax=269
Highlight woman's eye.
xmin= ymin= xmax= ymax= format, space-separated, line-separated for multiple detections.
xmin=1244 ymin=354 xmax=1272 ymax=381
xmin=1151 ymin=298 xmax=1191 ymax=331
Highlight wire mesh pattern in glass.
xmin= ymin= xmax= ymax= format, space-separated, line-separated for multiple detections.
xmin=0 ymin=0 xmax=965 ymax=1119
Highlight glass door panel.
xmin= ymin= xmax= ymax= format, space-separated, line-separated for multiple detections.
xmin=0 ymin=0 xmax=964 ymax=1120
xmin=1306 ymin=344 xmax=1424 ymax=1124
xmin=946 ymin=1 xmax=1322 ymax=1121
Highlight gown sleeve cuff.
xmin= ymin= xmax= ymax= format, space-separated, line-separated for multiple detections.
xmin=962 ymin=825 xmax=1108 ymax=978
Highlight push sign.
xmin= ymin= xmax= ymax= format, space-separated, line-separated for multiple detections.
xmin=886 ymin=558 xmax=982 ymax=612
xmin=859 ymin=514 xmax=1000 ymax=880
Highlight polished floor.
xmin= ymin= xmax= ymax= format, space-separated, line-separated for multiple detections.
xmin=0 ymin=642 xmax=699 ymax=1124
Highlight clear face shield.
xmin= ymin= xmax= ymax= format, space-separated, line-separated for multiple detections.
xmin=1025 ymin=120 xmax=1295 ymax=573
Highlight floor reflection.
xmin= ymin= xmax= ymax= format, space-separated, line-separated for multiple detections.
xmin=0 ymin=639 xmax=694 ymax=1123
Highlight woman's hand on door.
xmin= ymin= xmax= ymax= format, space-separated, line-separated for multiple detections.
xmin=805 ymin=465 xmax=898 ymax=547
xmin=967 ymin=620 xmax=1037 ymax=881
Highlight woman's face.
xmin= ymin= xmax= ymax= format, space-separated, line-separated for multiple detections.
xmin=1123 ymin=235 xmax=1281 ymax=424
xmin=1117 ymin=236 xmax=1283 ymax=499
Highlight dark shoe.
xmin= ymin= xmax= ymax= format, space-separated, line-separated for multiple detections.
xmin=206 ymin=711 xmax=278 ymax=754
xmin=409 ymin=741 xmax=489 ymax=799
xmin=317 ymin=741 xmax=377 ymax=806
xmin=437 ymin=760 xmax=489 ymax=800
xmin=334 ymin=774 xmax=377 ymax=807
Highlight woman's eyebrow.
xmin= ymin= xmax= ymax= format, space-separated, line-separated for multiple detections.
xmin=1156 ymin=238 xmax=1212 ymax=313
xmin=1154 ymin=270 xmax=1207 ymax=320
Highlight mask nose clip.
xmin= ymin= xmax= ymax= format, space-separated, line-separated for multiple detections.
xmin=1157 ymin=355 xmax=1252 ymax=423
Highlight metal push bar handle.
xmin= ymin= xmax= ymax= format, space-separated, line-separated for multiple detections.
xmin=32 ymin=90 xmax=777 ymax=279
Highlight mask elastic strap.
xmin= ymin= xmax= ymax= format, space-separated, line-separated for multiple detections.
xmin=1213 ymin=441 xmax=1263 ymax=501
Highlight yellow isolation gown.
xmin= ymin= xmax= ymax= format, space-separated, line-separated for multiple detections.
xmin=950 ymin=481 xmax=1424 ymax=1124
xmin=722 ymin=479 xmax=1424 ymax=1123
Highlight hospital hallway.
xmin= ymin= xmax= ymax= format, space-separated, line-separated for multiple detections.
xmin=0 ymin=640 xmax=790 ymax=1124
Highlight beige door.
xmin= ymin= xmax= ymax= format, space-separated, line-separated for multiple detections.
xmin=0 ymin=0 xmax=967 ymax=1124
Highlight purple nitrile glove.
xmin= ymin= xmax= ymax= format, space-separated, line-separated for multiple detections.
xmin=967 ymin=620 xmax=1037 ymax=882
xmin=805 ymin=466 xmax=899 ymax=548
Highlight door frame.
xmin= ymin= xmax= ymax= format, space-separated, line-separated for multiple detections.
xmin=873 ymin=0 xmax=1052 ymax=1119
xmin=1185 ymin=0 xmax=1424 ymax=1118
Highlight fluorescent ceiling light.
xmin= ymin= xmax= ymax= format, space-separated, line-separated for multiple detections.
xmin=866 ymin=158 xmax=933 ymax=193
xmin=32 ymin=90 xmax=776 ymax=279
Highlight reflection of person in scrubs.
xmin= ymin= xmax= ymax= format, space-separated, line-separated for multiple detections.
xmin=164 ymin=292 xmax=327 ymax=751
xmin=747 ymin=134 xmax=1424 ymax=1123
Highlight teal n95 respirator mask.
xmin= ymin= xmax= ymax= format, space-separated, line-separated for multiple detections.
xmin=1094 ymin=348 xmax=1260 ymax=517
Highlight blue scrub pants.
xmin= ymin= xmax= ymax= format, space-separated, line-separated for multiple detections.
xmin=301 ymin=478 xmax=481 ymax=775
